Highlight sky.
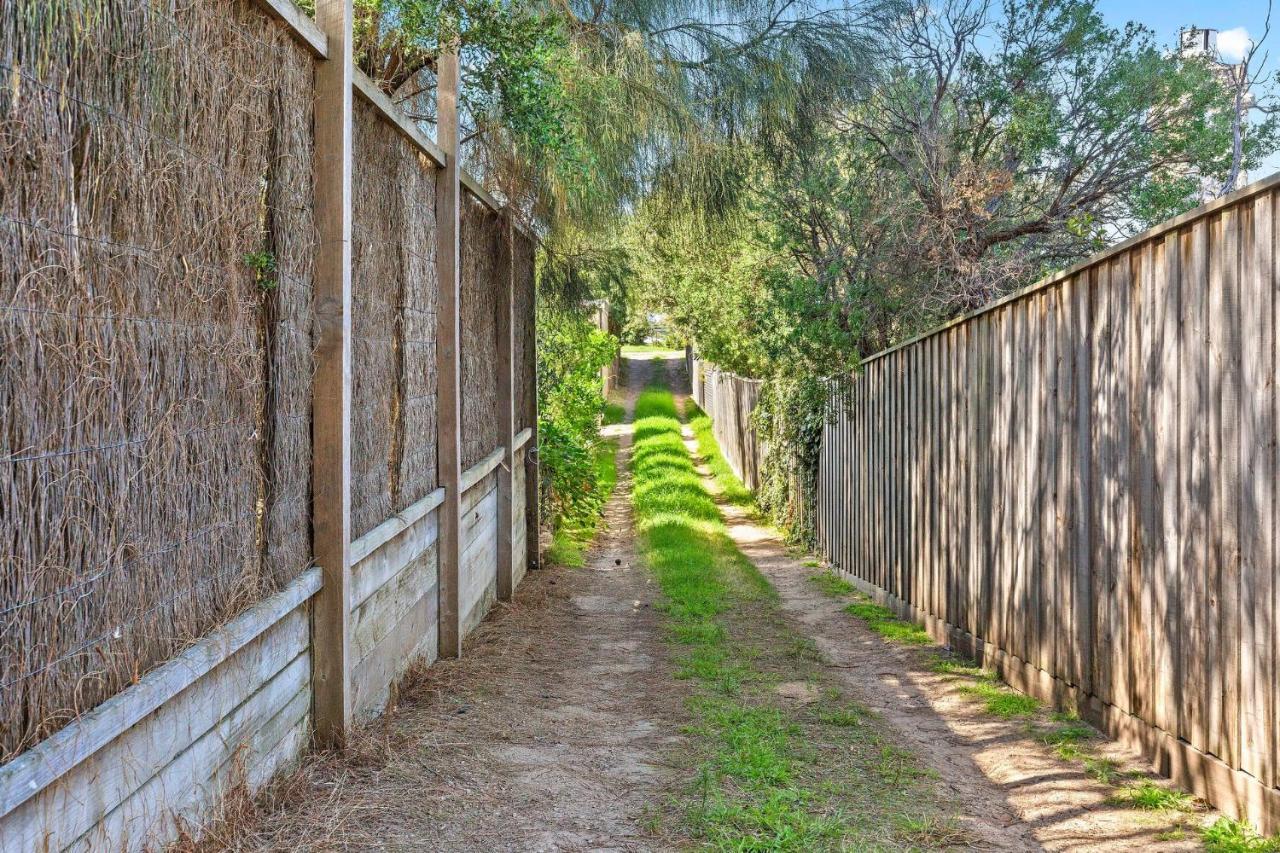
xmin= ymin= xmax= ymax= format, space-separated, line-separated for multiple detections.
xmin=1102 ymin=0 xmax=1280 ymax=177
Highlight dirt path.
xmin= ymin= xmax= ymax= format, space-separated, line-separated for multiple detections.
xmin=243 ymin=357 xmax=685 ymax=852
xmin=232 ymin=352 xmax=1212 ymax=852
xmin=668 ymin=356 xmax=1210 ymax=852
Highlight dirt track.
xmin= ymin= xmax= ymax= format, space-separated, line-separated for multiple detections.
xmin=233 ymin=353 xmax=1211 ymax=852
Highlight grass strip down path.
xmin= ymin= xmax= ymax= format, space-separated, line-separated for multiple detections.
xmin=630 ymin=385 xmax=963 ymax=851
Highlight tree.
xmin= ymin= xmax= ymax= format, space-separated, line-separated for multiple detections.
xmin=1214 ymin=3 xmax=1280 ymax=195
xmin=826 ymin=0 xmax=1261 ymax=313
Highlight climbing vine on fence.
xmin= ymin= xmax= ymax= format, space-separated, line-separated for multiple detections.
xmin=753 ymin=372 xmax=838 ymax=549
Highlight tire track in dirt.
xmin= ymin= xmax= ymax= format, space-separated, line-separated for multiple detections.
xmin=247 ymin=357 xmax=688 ymax=852
xmin=669 ymin=350 xmax=1209 ymax=852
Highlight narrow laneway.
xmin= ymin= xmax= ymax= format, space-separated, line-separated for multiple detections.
xmin=221 ymin=352 xmax=1213 ymax=851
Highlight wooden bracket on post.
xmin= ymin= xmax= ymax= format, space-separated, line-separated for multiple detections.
xmin=435 ymin=48 xmax=464 ymax=658
xmin=311 ymin=0 xmax=354 ymax=747
xmin=496 ymin=213 xmax=517 ymax=601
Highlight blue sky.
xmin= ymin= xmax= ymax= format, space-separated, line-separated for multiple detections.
xmin=1102 ymin=0 xmax=1272 ymax=49
xmin=1102 ymin=0 xmax=1280 ymax=177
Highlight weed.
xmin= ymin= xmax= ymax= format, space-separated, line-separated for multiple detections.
xmin=843 ymin=600 xmax=932 ymax=645
xmin=1154 ymin=824 xmax=1189 ymax=842
xmin=929 ymin=655 xmax=993 ymax=680
xmin=807 ymin=572 xmax=855 ymax=598
xmin=817 ymin=705 xmax=868 ymax=728
xmin=545 ymin=439 xmax=619 ymax=567
xmin=895 ymin=814 xmax=977 ymax=848
xmin=786 ymin=636 xmax=824 ymax=663
xmin=1036 ymin=721 xmax=1096 ymax=760
xmin=1201 ymin=816 xmax=1280 ymax=852
xmin=956 ymin=681 xmax=1040 ymax=718
xmin=875 ymin=745 xmax=932 ymax=787
xmin=1083 ymin=756 xmax=1124 ymax=785
xmin=1106 ymin=780 xmax=1194 ymax=812
xmin=242 ymin=250 xmax=277 ymax=291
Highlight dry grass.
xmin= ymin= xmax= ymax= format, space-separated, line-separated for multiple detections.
xmin=167 ymin=573 xmax=605 ymax=850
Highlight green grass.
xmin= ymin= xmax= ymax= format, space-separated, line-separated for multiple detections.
xmin=630 ymin=385 xmax=954 ymax=850
xmin=842 ymin=598 xmax=933 ymax=645
xmin=928 ymin=655 xmax=993 ymax=680
xmin=1035 ymin=720 xmax=1096 ymax=760
xmin=1106 ymin=780 xmax=1194 ymax=812
xmin=622 ymin=343 xmax=685 ymax=359
xmin=807 ymin=572 xmax=855 ymax=598
xmin=1082 ymin=756 xmax=1124 ymax=785
xmin=685 ymin=399 xmax=756 ymax=510
xmin=603 ymin=401 xmax=627 ymax=425
xmin=926 ymin=653 xmax=1040 ymax=718
xmin=1201 ymin=817 xmax=1280 ymax=852
xmin=545 ymin=439 xmax=619 ymax=568
xmin=954 ymin=680 xmax=1041 ymax=718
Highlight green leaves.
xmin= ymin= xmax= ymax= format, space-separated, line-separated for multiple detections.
xmin=536 ymin=305 xmax=619 ymax=528
xmin=241 ymin=250 xmax=277 ymax=292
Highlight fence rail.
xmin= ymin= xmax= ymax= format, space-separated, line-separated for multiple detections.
xmin=817 ymin=174 xmax=1280 ymax=832
xmin=0 ymin=0 xmax=538 ymax=848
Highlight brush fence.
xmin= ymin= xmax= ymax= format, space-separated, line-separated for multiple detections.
xmin=0 ymin=0 xmax=538 ymax=849
xmin=816 ymin=175 xmax=1280 ymax=832
xmin=689 ymin=355 xmax=764 ymax=490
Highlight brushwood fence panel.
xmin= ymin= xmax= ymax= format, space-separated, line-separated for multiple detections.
xmin=816 ymin=176 xmax=1280 ymax=832
xmin=0 ymin=0 xmax=540 ymax=848
xmin=689 ymin=356 xmax=764 ymax=490
xmin=0 ymin=0 xmax=317 ymax=762
xmin=460 ymin=194 xmax=503 ymax=469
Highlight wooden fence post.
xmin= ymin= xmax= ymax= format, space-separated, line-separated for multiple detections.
xmin=311 ymin=0 xmax=354 ymax=747
xmin=527 ymin=297 xmax=541 ymax=572
xmin=435 ymin=48 xmax=464 ymax=657
xmin=496 ymin=214 xmax=517 ymax=601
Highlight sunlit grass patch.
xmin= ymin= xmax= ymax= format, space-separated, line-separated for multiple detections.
xmin=843 ymin=599 xmax=933 ymax=645
xmin=1036 ymin=720 xmax=1097 ymax=760
xmin=955 ymin=680 xmax=1040 ymax=718
xmin=684 ymin=399 xmax=756 ymax=510
xmin=1201 ymin=816 xmax=1280 ymax=852
xmin=807 ymin=572 xmax=855 ymax=598
xmin=1106 ymin=780 xmax=1195 ymax=812
xmin=630 ymin=385 xmax=949 ymax=848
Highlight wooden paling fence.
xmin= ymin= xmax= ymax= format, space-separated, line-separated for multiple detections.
xmin=689 ymin=354 xmax=764 ymax=490
xmin=0 ymin=0 xmax=539 ymax=849
xmin=816 ymin=174 xmax=1280 ymax=831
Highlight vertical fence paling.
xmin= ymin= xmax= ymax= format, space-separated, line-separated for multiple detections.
xmin=814 ymin=177 xmax=1280 ymax=830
